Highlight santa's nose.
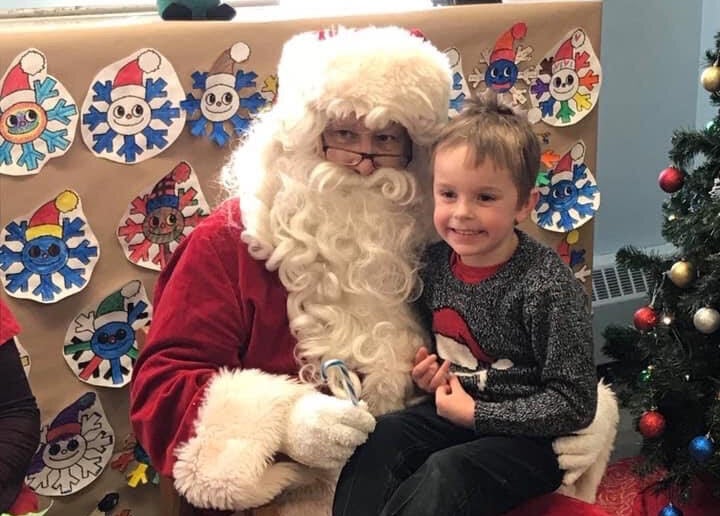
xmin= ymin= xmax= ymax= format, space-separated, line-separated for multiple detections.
xmin=353 ymin=157 xmax=377 ymax=176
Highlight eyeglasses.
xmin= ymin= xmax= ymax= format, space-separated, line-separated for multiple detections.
xmin=322 ymin=141 xmax=412 ymax=169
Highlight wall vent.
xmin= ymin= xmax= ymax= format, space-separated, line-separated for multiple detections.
xmin=590 ymin=244 xmax=673 ymax=308
xmin=591 ymin=265 xmax=653 ymax=306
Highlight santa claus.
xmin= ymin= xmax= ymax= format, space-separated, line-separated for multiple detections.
xmin=130 ymin=26 xmax=617 ymax=515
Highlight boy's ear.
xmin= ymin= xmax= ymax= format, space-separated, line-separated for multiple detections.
xmin=516 ymin=187 xmax=539 ymax=224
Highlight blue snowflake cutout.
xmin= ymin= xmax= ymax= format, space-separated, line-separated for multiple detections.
xmin=80 ymin=49 xmax=184 ymax=164
xmin=0 ymin=49 xmax=79 ymax=176
xmin=0 ymin=190 xmax=100 ymax=303
xmin=532 ymin=142 xmax=600 ymax=233
xmin=181 ymin=42 xmax=266 ymax=146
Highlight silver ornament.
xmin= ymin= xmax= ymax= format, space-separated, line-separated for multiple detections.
xmin=693 ymin=307 xmax=720 ymax=334
xmin=710 ymin=178 xmax=720 ymax=200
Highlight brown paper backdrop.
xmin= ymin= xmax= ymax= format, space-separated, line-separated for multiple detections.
xmin=0 ymin=2 xmax=601 ymax=514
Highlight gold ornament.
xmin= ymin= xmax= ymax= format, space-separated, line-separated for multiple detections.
xmin=701 ymin=62 xmax=720 ymax=92
xmin=668 ymin=260 xmax=695 ymax=288
xmin=693 ymin=307 xmax=720 ymax=334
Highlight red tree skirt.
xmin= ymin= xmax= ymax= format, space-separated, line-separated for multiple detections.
xmin=596 ymin=457 xmax=719 ymax=516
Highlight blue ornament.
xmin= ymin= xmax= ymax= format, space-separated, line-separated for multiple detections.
xmin=659 ymin=504 xmax=683 ymax=516
xmin=689 ymin=435 xmax=714 ymax=462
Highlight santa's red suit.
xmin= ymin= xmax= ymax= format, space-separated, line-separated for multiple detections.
xmin=130 ymin=25 xmax=618 ymax=516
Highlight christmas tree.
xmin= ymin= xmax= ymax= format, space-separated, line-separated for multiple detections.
xmin=601 ymin=32 xmax=720 ymax=513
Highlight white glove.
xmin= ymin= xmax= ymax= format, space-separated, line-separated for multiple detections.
xmin=281 ymin=391 xmax=376 ymax=470
xmin=553 ymin=381 xmax=619 ymax=486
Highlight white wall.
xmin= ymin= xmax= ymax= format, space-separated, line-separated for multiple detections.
xmin=696 ymin=0 xmax=720 ymax=129
xmin=594 ymin=0 xmax=704 ymax=256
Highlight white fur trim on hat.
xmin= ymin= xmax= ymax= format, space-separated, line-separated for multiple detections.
xmin=20 ymin=50 xmax=45 ymax=76
xmin=138 ymin=50 xmax=161 ymax=73
xmin=173 ymin=368 xmax=317 ymax=511
xmin=111 ymin=84 xmax=146 ymax=100
xmin=230 ymin=42 xmax=250 ymax=63
xmin=120 ymin=280 xmax=141 ymax=298
xmin=570 ymin=141 xmax=585 ymax=162
xmin=206 ymin=73 xmax=236 ymax=89
xmin=275 ymin=26 xmax=452 ymax=147
xmin=571 ymin=29 xmax=586 ymax=48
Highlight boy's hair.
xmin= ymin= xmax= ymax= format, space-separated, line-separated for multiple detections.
xmin=432 ymin=93 xmax=540 ymax=204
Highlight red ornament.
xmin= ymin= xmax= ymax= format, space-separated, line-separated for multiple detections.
xmin=638 ymin=410 xmax=666 ymax=438
xmin=658 ymin=167 xmax=685 ymax=193
xmin=633 ymin=306 xmax=658 ymax=331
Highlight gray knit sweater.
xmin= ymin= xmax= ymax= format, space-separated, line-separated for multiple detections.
xmin=418 ymin=230 xmax=597 ymax=437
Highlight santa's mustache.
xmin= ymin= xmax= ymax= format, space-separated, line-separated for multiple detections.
xmin=293 ymin=159 xmax=421 ymax=208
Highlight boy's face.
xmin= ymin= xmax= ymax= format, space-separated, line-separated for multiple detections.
xmin=432 ymin=144 xmax=538 ymax=267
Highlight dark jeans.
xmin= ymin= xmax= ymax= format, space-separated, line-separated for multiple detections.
xmin=333 ymin=401 xmax=563 ymax=516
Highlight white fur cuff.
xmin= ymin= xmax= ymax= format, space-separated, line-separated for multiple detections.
xmin=173 ymin=368 xmax=316 ymax=511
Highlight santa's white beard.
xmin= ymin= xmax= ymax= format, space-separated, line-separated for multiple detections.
xmin=244 ymin=159 xmax=431 ymax=415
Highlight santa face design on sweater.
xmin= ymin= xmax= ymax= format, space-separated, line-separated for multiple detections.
xmin=433 ymin=307 xmax=513 ymax=376
xmin=434 ymin=307 xmax=493 ymax=372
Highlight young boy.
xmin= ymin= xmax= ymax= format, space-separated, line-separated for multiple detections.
xmin=332 ymin=94 xmax=598 ymax=516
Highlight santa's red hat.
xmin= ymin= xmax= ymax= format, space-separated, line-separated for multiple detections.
xmin=0 ymin=50 xmax=45 ymax=112
xmin=490 ymin=23 xmax=526 ymax=63
xmin=554 ymin=142 xmax=585 ymax=175
xmin=111 ymin=50 xmax=161 ymax=101
xmin=26 ymin=190 xmax=79 ymax=241
xmin=552 ymin=29 xmax=585 ymax=74
xmin=206 ymin=42 xmax=250 ymax=89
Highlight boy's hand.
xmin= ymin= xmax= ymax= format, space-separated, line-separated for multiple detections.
xmin=412 ymin=347 xmax=451 ymax=393
xmin=435 ymin=375 xmax=475 ymax=429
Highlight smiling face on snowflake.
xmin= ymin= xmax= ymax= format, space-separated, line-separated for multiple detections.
xmin=485 ymin=59 xmax=519 ymax=93
xmin=143 ymin=206 xmax=185 ymax=244
xmin=90 ymin=321 xmax=135 ymax=359
xmin=0 ymin=101 xmax=47 ymax=144
xmin=200 ymin=84 xmax=240 ymax=123
xmin=42 ymin=434 xmax=88 ymax=470
xmin=22 ymin=235 xmax=69 ymax=274
xmin=550 ymin=179 xmax=580 ymax=209
xmin=107 ymin=95 xmax=152 ymax=136
xmin=549 ymin=67 xmax=580 ymax=101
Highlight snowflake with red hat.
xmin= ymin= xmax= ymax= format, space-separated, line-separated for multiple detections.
xmin=468 ymin=23 xmax=538 ymax=108
xmin=0 ymin=190 xmax=99 ymax=303
xmin=532 ymin=141 xmax=600 ymax=232
xmin=0 ymin=48 xmax=78 ymax=175
xmin=117 ymin=161 xmax=210 ymax=270
xmin=63 ymin=280 xmax=151 ymax=388
xmin=81 ymin=49 xmax=185 ymax=163
xmin=529 ymin=28 xmax=602 ymax=127
xmin=180 ymin=42 xmax=267 ymax=146
xmin=25 ymin=392 xmax=114 ymax=496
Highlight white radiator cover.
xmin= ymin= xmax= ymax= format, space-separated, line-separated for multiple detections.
xmin=590 ymin=243 xmax=674 ymax=364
